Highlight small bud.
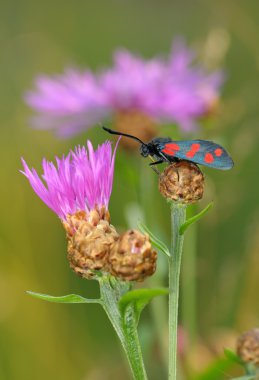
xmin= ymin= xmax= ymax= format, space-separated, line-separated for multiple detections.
xmin=63 ymin=207 xmax=119 ymax=279
xmin=109 ymin=230 xmax=157 ymax=281
xmin=237 ymin=328 xmax=259 ymax=366
xmin=159 ymin=161 xmax=204 ymax=204
xmin=204 ymin=97 xmax=220 ymax=118
xmin=115 ymin=110 xmax=157 ymax=150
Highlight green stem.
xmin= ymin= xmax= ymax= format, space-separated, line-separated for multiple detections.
xmin=99 ymin=277 xmax=148 ymax=380
xmin=168 ymin=203 xmax=186 ymax=380
xmin=149 ymin=279 xmax=168 ymax=368
xmin=182 ymin=205 xmax=197 ymax=345
xmin=140 ymin=159 xmax=168 ymax=371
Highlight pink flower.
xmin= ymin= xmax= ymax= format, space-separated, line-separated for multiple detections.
xmin=21 ymin=140 xmax=119 ymax=220
xmin=99 ymin=49 xmax=165 ymax=113
xmin=154 ymin=40 xmax=223 ymax=131
xmin=25 ymin=39 xmax=223 ymax=136
xmin=25 ymin=69 xmax=110 ymax=137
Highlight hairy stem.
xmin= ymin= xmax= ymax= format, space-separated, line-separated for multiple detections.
xmin=168 ymin=203 xmax=186 ymax=380
xmin=182 ymin=204 xmax=198 ymax=345
xmin=100 ymin=277 xmax=148 ymax=380
xmin=140 ymin=159 xmax=168 ymax=371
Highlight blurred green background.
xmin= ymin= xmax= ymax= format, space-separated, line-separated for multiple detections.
xmin=1 ymin=0 xmax=259 ymax=379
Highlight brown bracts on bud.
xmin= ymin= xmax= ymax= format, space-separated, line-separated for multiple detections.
xmin=109 ymin=230 xmax=157 ymax=281
xmin=237 ymin=328 xmax=259 ymax=366
xmin=159 ymin=161 xmax=204 ymax=204
xmin=63 ymin=207 xmax=119 ymax=279
xmin=202 ymin=97 xmax=220 ymax=119
xmin=115 ymin=110 xmax=157 ymax=150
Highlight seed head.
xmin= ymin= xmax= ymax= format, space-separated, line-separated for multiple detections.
xmin=158 ymin=161 xmax=204 ymax=204
xmin=236 ymin=328 xmax=259 ymax=366
xmin=63 ymin=207 xmax=119 ymax=279
xmin=109 ymin=230 xmax=157 ymax=281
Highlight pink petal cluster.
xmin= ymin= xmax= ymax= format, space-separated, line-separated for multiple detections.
xmin=152 ymin=41 xmax=223 ymax=131
xmin=25 ymin=39 xmax=223 ymax=135
xmin=25 ymin=70 xmax=110 ymax=137
xmin=21 ymin=140 xmax=118 ymax=220
xmin=99 ymin=49 xmax=165 ymax=113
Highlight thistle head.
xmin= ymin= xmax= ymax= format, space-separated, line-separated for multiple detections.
xmin=158 ymin=161 xmax=204 ymax=204
xmin=25 ymin=40 xmax=223 ymax=138
xmin=21 ymin=140 xmax=120 ymax=279
xmin=64 ymin=208 xmax=119 ymax=279
xmin=237 ymin=328 xmax=259 ymax=367
xmin=109 ymin=230 xmax=157 ymax=282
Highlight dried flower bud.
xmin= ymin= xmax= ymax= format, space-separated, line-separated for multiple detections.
xmin=63 ymin=207 xmax=119 ymax=279
xmin=159 ymin=161 xmax=204 ymax=204
xmin=115 ymin=110 xmax=157 ymax=150
xmin=203 ymin=97 xmax=220 ymax=119
xmin=109 ymin=230 xmax=157 ymax=281
xmin=237 ymin=328 xmax=259 ymax=366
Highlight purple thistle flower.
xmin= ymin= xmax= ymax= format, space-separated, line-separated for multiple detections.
xmin=99 ymin=49 xmax=165 ymax=113
xmin=25 ymin=39 xmax=223 ymax=136
xmin=21 ymin=140 xmax=119 ymax=220
xmin=153 ymin=40 xmax=224 ymax=131
xmin=25 ymin=69 xmax=110 ymax=137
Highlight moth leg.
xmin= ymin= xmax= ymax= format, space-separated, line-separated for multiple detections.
xmin=150 ymin=166 xmax=160 ymax=175
xmin=159 ymin=152 xmax=171 ymax=162
xmin=149 ymin=160 xmax=164 ymax=166
xmin=148 ymin=156 xmax=165 ymax=174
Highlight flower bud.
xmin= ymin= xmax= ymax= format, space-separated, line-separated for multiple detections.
xmin=109 ymin=230 xmax=157 ymax=281
xmin=63 ymin=207 xmax=119 ymax=279
xmin=115 ymin=110 xmax=157 ymax=150
xmin=236 ymin=328 xmax=259 ymax=366
xmin=159 ymin=161 xmax=204 ymax=204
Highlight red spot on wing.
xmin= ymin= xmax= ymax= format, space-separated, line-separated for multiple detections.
xmin=162 ymin=143 xmax=180 ymax=156
xmin=204 ymin=153 xmax=214 ymax=163
xmin=165 ymin=143 xmax=180 ymax=151
xmin=214 ymin=148 xmax=223 ymax=157
xmin=162 ymin=148 xmax=174 ymax=155
xmin=186 ymin=143 xmax=200 ymax=158
xmin=191 ymin=143 xmax=200 ymax=151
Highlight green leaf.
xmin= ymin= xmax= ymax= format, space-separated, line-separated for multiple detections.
xmin=138 ymin=221 xmax=170 ymax=257
xmin=119 ymin=288 xmax=168 ymax=324
xmin=191 ymin=356 xmax=233 ymax=380
xmin=179 ymin=202 xmax=213 ymax=235
xmin=224 ymin=348 xmax=244 ymax=365
xmin=27 ymin=291 xmax=101 ymax=304
xmin=231 ymin=377 xmax=255 ymax=380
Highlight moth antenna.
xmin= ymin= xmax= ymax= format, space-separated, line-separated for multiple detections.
xmin=102 ymin=126 xmax=146 ymax=146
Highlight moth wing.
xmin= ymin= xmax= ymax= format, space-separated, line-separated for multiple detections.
xmin=161 ymin=140 xmax=233 ymax=170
